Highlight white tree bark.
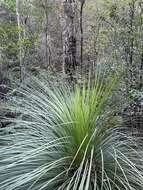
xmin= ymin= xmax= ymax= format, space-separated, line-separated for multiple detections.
xmin=16 ymin=0 xmax=26 ymax=82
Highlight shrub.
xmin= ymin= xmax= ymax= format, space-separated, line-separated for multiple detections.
xmin=0 ymin=73 xmax=143 ymax=190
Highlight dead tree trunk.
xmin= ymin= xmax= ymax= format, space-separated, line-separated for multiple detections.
xmin=62 ymin=0 xmax=77 ymax=79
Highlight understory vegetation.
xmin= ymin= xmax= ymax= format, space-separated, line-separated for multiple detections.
xmin=0 ymin=71 xmax=143 ymax=189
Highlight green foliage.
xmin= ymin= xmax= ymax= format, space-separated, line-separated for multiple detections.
xmin=1 ymin=0 xmax=16 ymax=12
xmin=0 ymin=23 xmax=18 ymax=64
xmin=0 ymin=71 xmax=143 ymax=189
xmin=0 ymin=23 xmax=18 ymax=47
xmin=109 ymin=4 xmax=118 ymax=18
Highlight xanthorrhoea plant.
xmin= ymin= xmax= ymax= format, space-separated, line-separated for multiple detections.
xmin=0 ymin=72 xmax=143 ymax=190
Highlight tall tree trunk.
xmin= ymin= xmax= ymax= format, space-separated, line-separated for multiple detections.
xmin=125 ymin=0 xmax=135 ymax=92
xmin=44 ymin=6 xmax=51 ymax=68
xmin=79 ymin=0 xmax=85 ymax=68
xmin=129 ymin=1 xmax=135 ymax=67
xmin=16 ymin=0 xmax=26 ymax=82
xmin=62 ymin=0 xmax=77 ymax=79
xmin=40 ymin=0 xmax=51 ymax=68
xmin=45 ymin=10 xmax=50 ymax=67
xmin=139 ymin=1 xmax=143 ymax=89
xmin=139 ymin=51 xmax=143 ymax=89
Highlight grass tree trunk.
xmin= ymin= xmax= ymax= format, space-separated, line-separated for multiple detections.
xmin=63 ymin=0 xmax=77 ymax=80
xmin=16 ymin=0 xmax=26 ymax=82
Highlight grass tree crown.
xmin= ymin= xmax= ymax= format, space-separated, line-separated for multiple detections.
xmin=0 ymin=70 xmax=143 ymax=190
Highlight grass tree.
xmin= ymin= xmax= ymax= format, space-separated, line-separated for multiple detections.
xmin=0 ymin=71 xmax=143 ymax=189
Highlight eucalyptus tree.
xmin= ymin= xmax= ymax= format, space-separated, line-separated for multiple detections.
xmin=37 ymin=0 xmax=52 ymax=68
xmin=79 ymin=0 xmax=86 ymax=66
xmin=16 ymin=0 xmax=26 ymax=82
xmin=62 ymin=0 xmax=77 ymax=79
